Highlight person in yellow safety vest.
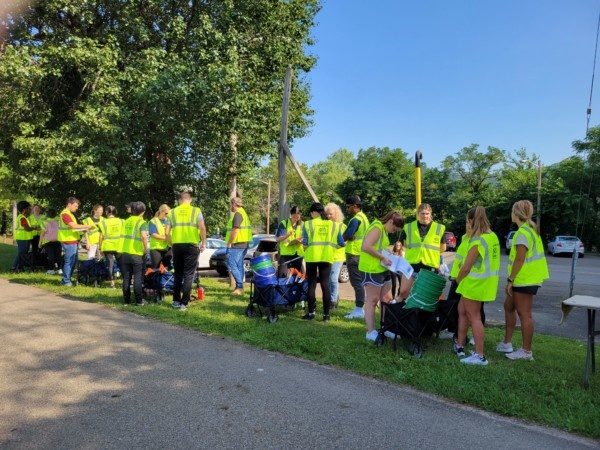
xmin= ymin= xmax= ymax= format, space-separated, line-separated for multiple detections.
xmin=359 ymin=211 xmax=405 ymax=342
xmin=98 ymin=205 xmax=123 ymax=289
xmin=399 ymin=203 xmax=446 ymax=301
xmin=58 ymin=197 xmax=93 ymax=286
xmin=324 ymin=202 xmax=346 ymax=308
xmin=455 ymin=206 xmax=500 ymax=366
xmin=29 ymin=204 xmax=45 ymax=253
xmin=83 ymin=204 xmax=104 ymax=260
xmin=225 ymin=196 xmax=252 ymax=296
xmin=165 ymin=192 xmax=207 ymax=310
xmin=11 ymin=200 xmax=39 ymax=271
xmin=118 ymin=201 xmax=149 ymax=306
xmin=40 ymin=208 xmax=61 ymax=274
xmin=301 ymin=202 xmax=345 ymax=321
xmin=276 ymin=204 xmax=304 ymax=278
xmin=148 ymin=204 xmax=172 ymax=269
xmin=343 ymin=195 xmax=370 ymax=320
xmin=497 ymin=200 xmax=549 ymax=361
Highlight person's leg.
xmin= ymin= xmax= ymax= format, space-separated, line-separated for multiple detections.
xmin=162 ymin=248 xmax=173 ymax=269
xmin=364 ymin=283 xmax=380 ymax=333
xmin=464 ymin=298 xmax=485 ymax=357
xmin=13 ymin=239 xmax=30 ymax=269
xmin=319 ymin=262 xmax=332 ymax=316
xmin=305 ymin=262 xmax=318 ymax=314
xmin=514 ymin=292 xmax=534 ymax=351
xmin=390 ymin=273 xmax=398 ymax=299
xmin=105 ymin=252 xmax=116 ymax=287
xmin=399 ymin=273 xmax=415 ymax=300
xmin=329 ymin=261 xmax=342 ymax=304
xmin=120 ymin=254 xmax=133 ymax=304
xmin=61 ymin=243 xmax=78 ymax=285
xmin=181 ymin=245 xmax=199 ymax=305
xmin=132 ymin=255 xmax=144 ymax=304
xmin=501 ymin=294 xmax=516 ymax=345
xmin=48 ymin=242 xmax=61 ymax=271
xmin=150 ymin=250 xmax=163 ymax=269
xmin=226 ymin=248 xmax=245 ymax=290
xmin=456 ymin=297 xmax=467 ymax=349
xmin=171 ymin=244 xmax=183 ymax=304
xmin=346 ymin=254 xmax=365 ymax=308
xmin=31 ymin=235 xmax=40 ymax=253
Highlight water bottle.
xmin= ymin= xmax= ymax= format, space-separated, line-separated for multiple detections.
xmin=197 ymin=286 xmax=204 ymax=300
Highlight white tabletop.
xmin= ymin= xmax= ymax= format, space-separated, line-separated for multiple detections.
xmin=563 ymin=295 xmax=600 ymax=309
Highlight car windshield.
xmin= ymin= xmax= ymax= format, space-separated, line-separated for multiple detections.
xmin=559 ymin=236 xmax=579 ymax=242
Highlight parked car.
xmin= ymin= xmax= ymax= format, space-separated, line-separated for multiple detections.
xmin=547 ymin=236 xmax=585 ymax=257
xmin=505 ymin=231 xmax=516 ymax=255
xmin=443 ymin=231 xmax=456 ymax=251
xmin=197 ymin=238 xmax=228 ymax=269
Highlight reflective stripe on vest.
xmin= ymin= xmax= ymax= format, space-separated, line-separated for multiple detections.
xmin=100 ymin=217 xmax=123 ymax=252
xmin=508 ymin=224 xmax=549 ymax=285
xmin=404 ymin=221 xmax=445 ymax=267
xmin=225 ymin=207 xmax=252 ymax=244
xmin=450 ymin=234 xmax=468 ymax=278
xmin=346 ymin=211 xmax=369 ymax=255
xmin=14 ymin=214 xmax=33 ymax=240
xmin=58 ymin=209 xmax=81 ymax=242
xmin=149 ymin=217 xmax=169 ymax=250
xmin=119 ymin=216 xmax=145 ymax=255
xmin=279 ymin=218 xmax=304 ymax=256
xmin=456 ymin=232 xmax=500 ymax=301
xmin=304 ymin=218 xmax=338 ymax=263
xmin=83 ymin=217 xmax=102 ymax=245
xmin=169 ymin=205 xmax=201 ymax=244
xmin=359 ymin=220 xmax=390 ymax=273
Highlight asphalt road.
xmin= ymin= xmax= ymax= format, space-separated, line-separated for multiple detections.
xmin=1 ymin=279 xmax=597 ymax=449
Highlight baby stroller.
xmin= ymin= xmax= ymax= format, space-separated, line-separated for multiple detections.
xmin=245 ymin=268 xmax=308 ymax=323
xmin=77 ymin=258 xmax=109 ymax=287
xmin=376 ymin=269 xmax=449 ymax=358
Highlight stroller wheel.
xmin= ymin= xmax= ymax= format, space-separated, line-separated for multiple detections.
xmin=375 ymin=334 xmax=385 ymax=347
xmin=245 ymin=305 xmax=256 ymax=318
xmin=267 ymin=311 xmax=278 ymax=323
xmin=411 ymin=343 xmax=423 ymax=359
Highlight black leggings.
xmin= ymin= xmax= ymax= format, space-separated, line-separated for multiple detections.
xmin=306 ymin=261 xmax=332 ymax=316
xmin=104 ymin=251 xmax=118 ymax=281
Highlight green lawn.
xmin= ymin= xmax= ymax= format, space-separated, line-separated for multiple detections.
xmin=1 ymin=243 xmax=598 ymax=438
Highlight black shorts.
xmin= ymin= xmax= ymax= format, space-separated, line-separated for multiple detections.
xmin=512 ymin=285 xmax=539 ymax=295
xmin=361 ymin=271 xmax=392 ymax=287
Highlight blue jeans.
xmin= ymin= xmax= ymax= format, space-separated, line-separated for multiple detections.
xmin=61 ymin=243 xmax=78 ymax=285
xmin=12 ymin=239 xmax=31 ymax=269
xmin=330 ymin=261 xmax=343 ymax=303
xmin=226 ymin=247 xmax=247 ymax=289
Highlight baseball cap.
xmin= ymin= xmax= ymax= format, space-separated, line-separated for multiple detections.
xmin=345 ymin=195 xmax=362 ymax=206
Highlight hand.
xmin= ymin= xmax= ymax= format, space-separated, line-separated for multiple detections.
xmin=199 ymin=244 xmax=205 ymax=252
xmin=381 ymin=257 xmax=392 ymax=267
xmin=505 ymin=282 xmax=513 ymax=297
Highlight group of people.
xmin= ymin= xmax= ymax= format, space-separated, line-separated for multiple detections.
xmin=13 ymin=192 xmax=548 ymax=364
xmin=275 ymin=196 xmax=548 ymax=366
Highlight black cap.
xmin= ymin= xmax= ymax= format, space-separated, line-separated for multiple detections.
xmin=345 ymin=195 xmax=362 ymax=206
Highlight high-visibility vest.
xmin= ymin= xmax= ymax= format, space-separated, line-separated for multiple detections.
xmin=168 ymin=204 xmax=201 ymax=244
xmin=119 ymin=216 xmax=145 ymax=256
xmin=149 ymin=217 xmax=170 ymax=250
xmin=303 ymin=217 xmax=339 ymax=264
xmin=99 ymin=217 xmax=123 ymax=252
xmin=83 ymin=217 xmax=102 ymax=245
xmin=508 ymin=223 xmax=549 ymax=286
xmin=456 ymin=232 xmax=500 ymax=302
xmin=450 ymin=234 xmax=469 ymax=278
xmin=359 ymin=220 xmax=389 ymax=274
xmin=225 ymin=207 xmax=252 ymax=245
xmin=345 ymin=211 xmax=369 ymax=255
xmin=29 ymin=214 xmax=44 ymax=237
xmin=278 ymin=218 xmax=304 ymax=257
xmin=333 ymin=223 xmax=347 ymax=262
xmin=58 ymin=209 xmax=81 ymax=243
xmin=404 ymin=220 xmax=445 ymax=267
xmin=14 ymin=214 xmax=33 ymax=240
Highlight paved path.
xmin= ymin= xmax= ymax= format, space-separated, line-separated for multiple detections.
xmin=0 ymin=279 xmax=597 ymax=449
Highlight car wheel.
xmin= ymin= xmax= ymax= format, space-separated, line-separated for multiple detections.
xmin=338 ymin=265 xmax=350 ymax=283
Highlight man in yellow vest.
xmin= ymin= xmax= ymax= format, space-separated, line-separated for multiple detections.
xmin=11 ymin=200 xmax=39 ymax=271
xmin=119 ymin=201 xmax=149 ymax=306
xmin=165 ymin=192 xmax=206 ymax=310
xmin=225 ymin=197 xmax=252 ymax=295
xmin=343 ymin=195 xmax=369 ymax=319
xmin=275 ymin=205 xmax=304 ymax=278
xmin=58 ymin=197 xmax=93 ymax=286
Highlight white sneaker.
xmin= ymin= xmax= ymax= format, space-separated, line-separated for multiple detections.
xmin=365 ymin=330 xmax=378 ymax=342
xmin=438 ymin=330 xmax=454 ymax=340
xmin=505 ymin=348 xmax=533 ymax=361
xmin=496 ymin=341 xmax=514 ymax=353
xmin=46 ymin=270 xmax=55 ymax=275
xmin=57 ymin=269 xmax=63 ymax=275
xmin=384 ymin=330 xmax=397 ymax=339
xmin=345 ymin=307 xmax=365 ymax=319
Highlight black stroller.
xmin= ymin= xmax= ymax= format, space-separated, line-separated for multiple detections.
xmin=144 ymin=267 xmax=200 ymax=302
xmin=77 ymin=258 xmax=109 ymax=287
xmin=245 ymin=276 xmax=308 ymax=323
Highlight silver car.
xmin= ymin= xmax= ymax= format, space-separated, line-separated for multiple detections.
xmin=547 ymin=236 xmax=585 ymax=257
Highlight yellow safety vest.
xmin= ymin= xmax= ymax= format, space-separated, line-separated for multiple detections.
xmin=404 ymin=220 xmax=445 ymax=267
xmin=333 ymin=223 xmax=347 ymax=262
xmin=508 ymin=223 xmax=549 ymax=286
xmin=83 ymin=217 xmax=102 ymax=245
xmin=58 ymin=209 xmax=81 ymax=243
xmin=345 ymin=211 xmax=369 ymax=255
xmin=29 ymin=214 xmax=44 ymax=237
xmin=119 ymin=216 xmax=146 ymax=256
xmin=303 ymin=217 xmax=339 ymax=264
xmin=99 ymin=217 xmax=123 ymax=252
xmin=278 ymin=218 xmax=304 ymax=257
xmin=358 ymin=220 xmax=389 ymax=274
xmin=149 ymin=217 xmax=170 ymax=250
xmin=456 ymin=232 xmax=500 ymax=302
xmin=168 ymin=204 xmax=201 ymax=244
xmin=225 ymin=207 xmax=252 ymax=245
xmin=14 ymin=214 xmax=33 ymax=240
xmin=450 ymin=234 xmax=469 ymax=278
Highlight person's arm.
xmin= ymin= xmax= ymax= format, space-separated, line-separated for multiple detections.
xmin=141 ymin=229 xmax=149 ymax=255
xmin=361 ymin=227 xmax=391 ymax=266
xmin=22 ymin=217 xmax=38 ymax=232
xmin=456 ymin=245 xmax=480 ymax=285
xmin=63 ymin=214 xmax=92 ymax=231
xmin=506 ymin=244 xmax=527 ymax=296
xmin=343 ymin=218 xmax=358 ymax=242
xmin=226 ymin=213 xmax=241 ymax=248
xmin=198 ymin=219 xmax=206 ymax=252
xmin=276 ymin=221 xmax=291 ymax=243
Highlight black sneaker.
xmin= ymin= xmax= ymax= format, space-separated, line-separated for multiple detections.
xmin=323 ymin=315 xmax=330 ymax=322
xmin=302 ymin=313 xmax=315 ymax=320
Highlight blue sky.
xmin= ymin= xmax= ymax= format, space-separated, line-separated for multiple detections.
xmin=290 ymin=0 xmax=600 ymax=169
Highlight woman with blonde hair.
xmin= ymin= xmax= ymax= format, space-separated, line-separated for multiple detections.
xmin=455 ymin=206 xmax=500 ymax=365
xmin=359 ymin=211 xmax=404 ymax=341
xmin=497 ymin=200 xmax=549 ymax=361
xmin=148 ymin=204 xmax=172 ymax=269
xmin=325 ymin=203 xmax=346 ymax=308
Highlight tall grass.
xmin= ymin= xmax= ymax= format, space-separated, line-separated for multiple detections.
xmin=1 ymin=243 xmax=598 ymax=438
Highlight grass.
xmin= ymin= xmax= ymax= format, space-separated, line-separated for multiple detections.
xmin=1 ymin=243 xmax=598 ymax=438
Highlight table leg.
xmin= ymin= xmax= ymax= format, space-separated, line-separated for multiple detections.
xmin=583 ymin=309 xmax=596 ymax=389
